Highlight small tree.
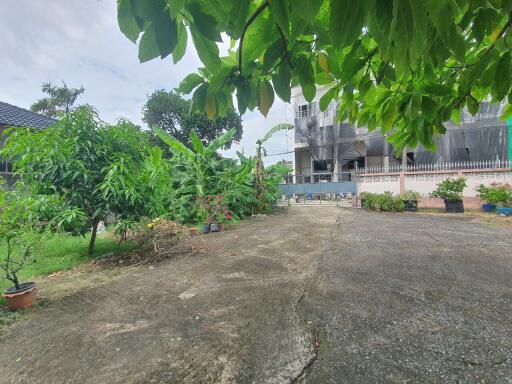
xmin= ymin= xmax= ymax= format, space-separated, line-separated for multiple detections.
xmin=30 ymin=82 xmax=85 ymax=118
xmin=2 ymin=107 xmax=156 ymax=256
xmin=0 ymin=187 xmax=40 ymax=291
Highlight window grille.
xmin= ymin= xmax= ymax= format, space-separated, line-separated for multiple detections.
xmin=296 ymin=104 xmax=310 ymax=118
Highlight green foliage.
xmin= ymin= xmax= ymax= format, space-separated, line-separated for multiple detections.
xmin=400 ymin=190 xmax=422 ymax=201
xmin=362 ymin=192 xmax=405 ymax=212
xmin=476 ymin=182 xmax=512 ymax=206
xmin=0 ymin=230 xmax=136 ymax=299
xmin=0 ymin=189 xmax=44 ymax=290
xmin=118 ymin=0 xmax=512 ymax=151
xmin=1 ymin=107 xmax=165 ymax=256
xmin=430 ymin=177 xmax=467 ymax=200
xmin=30 ymin=81 xmax=85 ymax=118
xmin=142 ymin=90 xmax=243 ymax=151
xmin=152 ymin=125 xmax=284 ymax=223
xmin=153 ymin=125 xmax=243 ymax=222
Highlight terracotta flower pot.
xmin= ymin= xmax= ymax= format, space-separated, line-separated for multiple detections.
xmin=3 ymin=282 xmax=38 ymax=311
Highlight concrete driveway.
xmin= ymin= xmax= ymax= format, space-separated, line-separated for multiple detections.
xmin=0 ymin=207 xmax=511 ymax=383
xmin=300 ymin=210 xmax=512 ymax=383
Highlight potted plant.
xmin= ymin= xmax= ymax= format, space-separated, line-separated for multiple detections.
xmin=477 ymin=183 xmax=511 ymax=214
xmin=400 ymin=190 xmax=421 ymax=212
xmin=210 ymin=195 xmax=224 ymax=232
xmin=430 ymin=177 xmax=467 ymax=213
xmin=201 ymin=221 xmax=211 ymax=234
xmin=493 ymin=183 xmax=512 ymax=216
xmin=1 ymin=231 xmax=39 ymax=311
xmin=0 ymin=190 xmax=40 ymax=311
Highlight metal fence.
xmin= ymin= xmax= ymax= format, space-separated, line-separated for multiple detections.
xmin=278 ymin=173 xmax=357 ymax=206
xmin=357 ymin=160 xmax=511 ymax=174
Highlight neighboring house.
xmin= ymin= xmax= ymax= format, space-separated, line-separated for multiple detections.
xmin=0 ymin=101 xmax=56 ymax=181
xmin=292 ymin=86 xmax=511 ymax=182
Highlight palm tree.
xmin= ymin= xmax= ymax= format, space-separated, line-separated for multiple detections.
xmin=30 ymin=82 xmax=85 ymax=118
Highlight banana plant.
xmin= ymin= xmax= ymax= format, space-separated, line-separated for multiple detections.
xmin=254 ymin=123 xmax=293 ymax=213
xmin=152 ymin=126 xmax=236 ymax=222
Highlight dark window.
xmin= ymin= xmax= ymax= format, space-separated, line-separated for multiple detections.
xmin=296 ymin=104 xmax=310 ymax=118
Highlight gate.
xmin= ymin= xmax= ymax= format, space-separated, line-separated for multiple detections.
xmin=278 ymin=173 xmax=357 ymax=206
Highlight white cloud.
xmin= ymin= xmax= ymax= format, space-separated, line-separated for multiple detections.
xmin=0 ymin=0 xmax=291 ymax=163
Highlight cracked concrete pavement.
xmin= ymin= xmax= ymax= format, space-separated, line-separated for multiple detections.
xmin=1 ymin=207 xmax=511 ymax=383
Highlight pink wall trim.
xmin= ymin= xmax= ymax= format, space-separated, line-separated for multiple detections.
xmin=419 ymin=197 xmax=483 ymax=209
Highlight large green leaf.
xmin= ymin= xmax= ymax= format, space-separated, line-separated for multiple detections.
xmin=152 ymin=125 xmax=194 ymax=159
xmin=291 ymin=0 xmax=323 ymax=22
xmin=272 ymin=62 xmax=292 ymax=102
xmin=187 ymin=3 xmax=222 ymax=42
xmin=268 ymin=0 xmax=290 ymax=37
xmin=260 ymin=123 xmax=293 ymax=144
xmin=296 ymin=55 xmax=316 ymax=102
xmin=190 ymin=26 xmax=221 ymax=68
xmin=177 ymin=73 xmax=204 ymax=94
xmin=189 ymin=130 xmax=205 ymax=154
xmin=117 ymin=0 xmax=140 ymax=43
xmin=154 ymin=15 xmax=178 ymax=58
xmin=205 ymin=128 xmax=236 ymax=154
xmin=494 ymin=51 xmax=511 ymax=100
xmin=172 ymin=21 xmax=188 ymax=64
xmin=330 ymin=0 xmax=366 ymax=47
xmin=138 ymin=25 xmax=160 ymax=63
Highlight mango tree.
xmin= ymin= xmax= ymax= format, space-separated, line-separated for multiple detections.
xmin=2 ymin=107 xmax=160 ymax=256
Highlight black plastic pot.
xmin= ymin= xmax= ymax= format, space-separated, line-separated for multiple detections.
xmin=444 ymin=199 xmax=464 ymax=213
xmin=403 ymin=200 xmax=418 ymax=212
xmin=201 ymin=223 xmax=210 ymax=234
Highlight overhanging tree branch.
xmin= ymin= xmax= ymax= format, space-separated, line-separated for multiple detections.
xmin=239 ymin=1 xmax=270 ymax=74
xmin=275 ymin=23 xmax=294 ymax=70
xmin=453 ymin=12 xmax=512 ymax=107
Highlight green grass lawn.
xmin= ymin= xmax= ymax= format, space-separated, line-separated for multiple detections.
xmin=0 ymin=231 xmax=136 ymax=307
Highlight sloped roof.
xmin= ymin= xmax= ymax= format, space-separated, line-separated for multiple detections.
xmin=0 ymin=101 xmax=56 ymax=129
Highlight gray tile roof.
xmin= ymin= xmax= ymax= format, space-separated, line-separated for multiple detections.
xmin=0 ymin=101 xmax=56 ymax=129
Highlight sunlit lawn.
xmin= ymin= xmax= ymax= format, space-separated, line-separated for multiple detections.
xmin=0 ymin=231 xmax=136 ymax=308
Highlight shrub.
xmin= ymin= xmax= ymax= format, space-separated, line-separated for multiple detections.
xmin=361 ymin=192 xmax=404 ymax=212
xmin=400 ymin=190 xmax=421 ymax=201
xmin=430 ymin=177 xmax=466 ymax=200
xmin=476 ymin=183 xmax=512 ymax=206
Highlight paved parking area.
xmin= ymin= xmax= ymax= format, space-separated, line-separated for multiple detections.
xmin=0 ymin=207 xmax=511 ymax=383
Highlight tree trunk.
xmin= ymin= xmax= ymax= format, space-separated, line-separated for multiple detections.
xmin=88 ymin=219 xmax=100 ymax=257
xmin=13 ymin=275 xmax=20 ymax=291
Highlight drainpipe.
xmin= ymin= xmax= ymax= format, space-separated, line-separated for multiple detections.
xmin=383 ymin=134 xmax=389 ymax=172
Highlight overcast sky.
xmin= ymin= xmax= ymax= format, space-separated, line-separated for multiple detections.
xmin=0 ymin=0 xmax=294 ymax=164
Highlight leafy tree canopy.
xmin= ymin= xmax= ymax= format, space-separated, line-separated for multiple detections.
xmin=143 ymin=90 xmax=242 ymax=150
xmin=118 ymin=0 xmax=512 ymax=151
xmin=30 ymin=82 xmax=85 ymax=118
xmin=2 ymin=107 xmax=167 ymax=256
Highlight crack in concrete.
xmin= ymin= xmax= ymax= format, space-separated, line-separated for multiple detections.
xmin=289 ymin=215 xmax=342 ymax=383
